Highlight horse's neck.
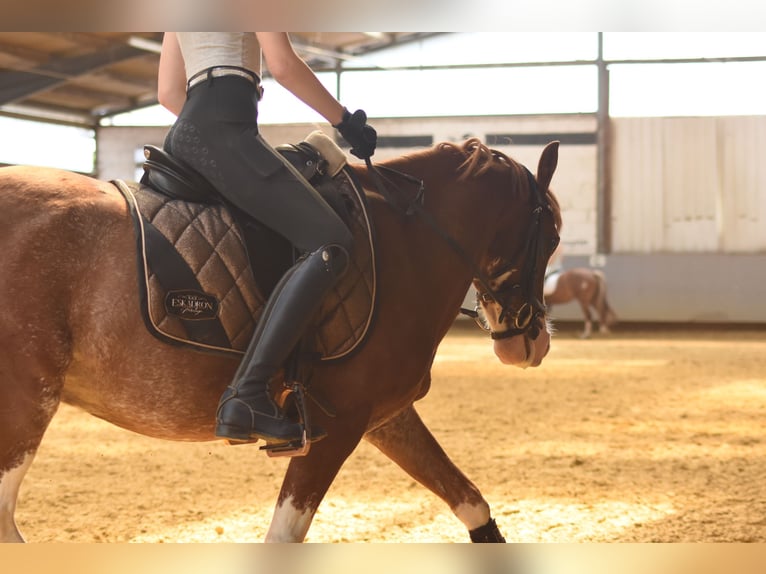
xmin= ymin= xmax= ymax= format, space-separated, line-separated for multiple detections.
xmin=367 ymin=171 xmax=479 ymax=335
xmin=375 ymin=151 xmax=487 ymax=274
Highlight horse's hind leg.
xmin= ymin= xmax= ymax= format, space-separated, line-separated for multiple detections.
xmin=599 ymin=296 xmax=618 ymax=334
xmin=0 ymin=452 xmax=36 ymax=542
xmin=592 ymin=272 xmax=616 ymax=334
xmin=598 ymin=308 xmax=612 ymax=334
xmin=578 ymin=301 xmax=594 ymax=339
xmin=0 ymin=356 xmax=64 ymax=542
xmin=365 ymin=405 xmax=505 ymax=542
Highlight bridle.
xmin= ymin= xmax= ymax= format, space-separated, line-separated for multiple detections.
xmin=468 ymin=167 xmax=553 ymax=340
xmin=364 ymin=155 xmax=554 ymax=341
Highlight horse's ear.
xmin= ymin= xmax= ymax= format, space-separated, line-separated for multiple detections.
xmin=536 ymin=141 xmax=559 ymax=192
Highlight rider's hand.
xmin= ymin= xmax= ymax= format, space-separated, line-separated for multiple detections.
xmin=333 ymin=108 xmax=377 ymax=160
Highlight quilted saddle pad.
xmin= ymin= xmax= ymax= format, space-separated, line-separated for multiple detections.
xmin=114 ymin=163 xmax=376 ymax=361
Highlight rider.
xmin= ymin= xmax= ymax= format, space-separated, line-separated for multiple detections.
xmin=157 ymin=32 xmax=377 ymax=448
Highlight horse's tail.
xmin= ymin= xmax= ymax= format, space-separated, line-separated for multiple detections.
xmin=592 ymin=270 xmax=618 ymax=327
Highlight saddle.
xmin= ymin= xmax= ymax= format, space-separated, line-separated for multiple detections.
xmin=114 ymin=131 xmax=377 ymax=363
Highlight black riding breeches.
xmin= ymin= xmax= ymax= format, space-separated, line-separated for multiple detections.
xmin=164 ymin=75 xmax=353 ymax=255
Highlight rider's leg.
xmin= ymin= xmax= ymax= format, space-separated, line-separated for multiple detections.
xmin=166 ymin=75 xmax=354 ymax=443
xmin=214 ymin=244 xmax=348 ymax=442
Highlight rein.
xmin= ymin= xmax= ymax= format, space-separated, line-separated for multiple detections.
xmin=363 ymin=156 xmax=545 ymax=340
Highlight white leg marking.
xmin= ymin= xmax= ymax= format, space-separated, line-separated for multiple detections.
xmin=453 ymin=501 xmax=491 ymax=531
xmin=0 ymin=452 xmax=35 ymax=543
xmin=264 ymin=495 xmax=315 ymax=543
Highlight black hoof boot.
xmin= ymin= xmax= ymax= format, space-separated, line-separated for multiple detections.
xmin=469 ymin=518 xmax=506 ymax=543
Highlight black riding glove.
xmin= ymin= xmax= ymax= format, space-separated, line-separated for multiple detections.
xmin=333 ymin=108 xmax=377 ymax=160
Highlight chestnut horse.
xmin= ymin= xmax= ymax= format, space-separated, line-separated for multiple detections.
xmin=545 ymin=268 xmax=617 ymax=338
xmin=0 ymin=139 xmax=560 ymax=543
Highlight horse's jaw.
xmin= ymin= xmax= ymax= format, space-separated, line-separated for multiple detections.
xmin=493 ymin=328 xmax=551 ymax=368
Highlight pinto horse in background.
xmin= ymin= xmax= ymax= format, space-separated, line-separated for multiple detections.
xmin=545 ymin=267 xmax=618 ymax=338
xmin=0 ymin=139 xmax=560 ymax=543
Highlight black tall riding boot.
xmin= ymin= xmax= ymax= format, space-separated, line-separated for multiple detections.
xmin=215 ymin=245 xmax=348 ymax=443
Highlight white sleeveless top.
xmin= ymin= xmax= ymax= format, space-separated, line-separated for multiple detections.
xmin=176 ymin=32 xmax=261 ymax=80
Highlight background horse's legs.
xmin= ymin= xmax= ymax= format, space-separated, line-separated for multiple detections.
xmin=592 ymin=271 xmax=617 ymax=334
xmin=575 ymin=276 xmax=596 ymax=338
xmin=365 ymin=405 xmax=503 ymax=542
xmin=572 ymin=289 xmax=594 ymax=338
xmin=579 ymin=306 xmax=594 ymax=338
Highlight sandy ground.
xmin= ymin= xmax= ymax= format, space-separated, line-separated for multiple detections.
xmin=13 ymin=321 xmax=766 ymax=543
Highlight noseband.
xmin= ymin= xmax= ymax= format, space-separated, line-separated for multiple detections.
xmin=364 ymin=156 xmax=552 ymax=341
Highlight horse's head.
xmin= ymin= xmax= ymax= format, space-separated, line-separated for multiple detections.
xmin=469 ymin=140 xmax=561 ymax=368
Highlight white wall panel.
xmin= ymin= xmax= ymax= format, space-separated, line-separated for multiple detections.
xmin=612 ymin=116 xmax=766 ymax=253
xmin=718 ymin=116 xmax=766 ymax=252
xmin=611 ymin=118 xmax=666 ymax=252
xmin=661 ymin=118 xmax=720 ymax=252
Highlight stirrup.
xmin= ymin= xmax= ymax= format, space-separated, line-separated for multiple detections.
xmin=260 ymin=429 xmax=311 ymax=458
xmin=260 ymin=381 xmax=318 ymax=458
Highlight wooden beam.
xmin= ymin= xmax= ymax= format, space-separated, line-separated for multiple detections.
xmin=0 ymin=43 xmax=145 ymax=106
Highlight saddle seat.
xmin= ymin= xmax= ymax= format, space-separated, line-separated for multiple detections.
xmin=141 ymin=144 xmax=220 ymax=204
xmin=140 ymin=130 xmax=347 ymax=204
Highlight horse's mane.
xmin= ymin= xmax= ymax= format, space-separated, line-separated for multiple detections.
xmin=387 ymin=138 xmax=515 ymax=179
xmin=439 ymin=138 xmax=563 ymax=232
xmin=382 ymin=138 xmax=562 ymax=231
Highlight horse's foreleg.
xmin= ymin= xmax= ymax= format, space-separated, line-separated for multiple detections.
xmin=365 ymin=405 xmax=505 ymax=542
xmin=265 ymin=415 xmax=368 ymax=542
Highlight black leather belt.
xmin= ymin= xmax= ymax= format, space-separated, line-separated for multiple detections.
xmin=187 ymin=66 xmax=261 ymax=91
